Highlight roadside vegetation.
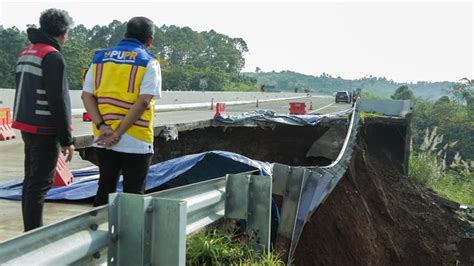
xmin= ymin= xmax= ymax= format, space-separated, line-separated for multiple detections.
xmin=186 ymin=228 xmax=284 ymax=265
xmin=363 ymin=81 xmax=474 ymax=206
xmin=360 ymin=112 xmax=384 ymax=123
xmin=409 ymin=136 xmax=474 ymax=206
xmin=410 ymin=79 xmax=473 ymax=206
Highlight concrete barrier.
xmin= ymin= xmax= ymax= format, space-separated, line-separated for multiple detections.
xmin=0 ymin=88 xmax=318 ymax=109
xmin=1 ymin=88 xmax=327 ymax=116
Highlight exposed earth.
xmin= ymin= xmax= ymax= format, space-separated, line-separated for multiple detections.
xmin=294 ymin=121 xmax=474 ymax=265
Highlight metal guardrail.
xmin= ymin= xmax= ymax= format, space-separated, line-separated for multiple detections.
xmin=0 ymin=206 xmax=108 ymax=265
xmin=274 ymin=101 xmax=361 ymax=263
xmin=108 ymin=173 xmax=272 ymax=265
xmin=0 ymin=173 xmax=272 ymax=265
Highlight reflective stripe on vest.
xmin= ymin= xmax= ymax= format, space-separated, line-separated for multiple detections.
xmin=128 ymin=66 xmax=138 ymax=93
xmin=94 ymin=63 xmax=104 ymax=90
xmin=97 ymin=97 xmax=134 ymax=109
xmin=12 ymin=43 xmax=59 ymax=134
xmin=101 ymin=113 xmax=150 ymax=128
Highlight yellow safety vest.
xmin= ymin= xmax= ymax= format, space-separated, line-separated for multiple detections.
xmin=91 ymin=39 xmax=156 ymax=143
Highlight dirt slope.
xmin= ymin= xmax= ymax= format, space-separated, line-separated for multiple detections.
xmin=295 ymin=123 xmax=473 ymax=265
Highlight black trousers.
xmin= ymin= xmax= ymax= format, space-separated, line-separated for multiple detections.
xmin=93 ymin=148 xmax=152 ymax=206
xmin=21 ymin=132 xmax=60 ymax=232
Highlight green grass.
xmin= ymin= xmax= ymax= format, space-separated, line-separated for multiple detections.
xmin=186 ymin=228 xmax=284 ymax=265
xmin=360 ymin=112 xmax=385 ymax=123
xmin=409 ymin=151 xmax=474 ymax=205
xmin=409 ymin=152 xmax=444 ymax=184
xmin=428 ymin=172 xmax=474 ymax=206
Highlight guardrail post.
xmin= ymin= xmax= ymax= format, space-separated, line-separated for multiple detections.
xmin=108 ymin=193 xmax=153 ymax=266
xmin=225 ymin=174 xmax=272 ymax=254
xmin=308 ymin=171 xmax=333 ymax=216
xmin=151 ymin=198 xmax=187 ymax=266
xmin=272 ymin=163 xmax=290 ymax=196
xmin=287 ymin=169 xmax=323 ymax=260
xmin=273 ymin=165 xmax=308 ymax=262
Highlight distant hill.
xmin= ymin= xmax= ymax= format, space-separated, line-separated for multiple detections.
xmin=243 ymin=71 xmax=456 ymax=100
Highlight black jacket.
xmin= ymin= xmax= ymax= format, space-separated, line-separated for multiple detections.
xmin=12 ymin=28 xmax=73 ymax=146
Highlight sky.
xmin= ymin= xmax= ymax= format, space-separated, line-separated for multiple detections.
xmin=0 ymin=0 xmax=472 ymax=83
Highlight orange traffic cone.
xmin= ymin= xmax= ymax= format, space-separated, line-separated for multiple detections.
xmin=309 ymin=101 xmax=314 ymax=111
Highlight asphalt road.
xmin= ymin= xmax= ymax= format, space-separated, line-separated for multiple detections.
xmin=70 ymin=95 xmax=346 ymax=137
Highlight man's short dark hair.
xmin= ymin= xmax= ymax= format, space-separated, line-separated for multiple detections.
xmin=125 ymin=17 xmax=155 ymax=44
xmin=39 ymin=8 xmax=74 ymax=37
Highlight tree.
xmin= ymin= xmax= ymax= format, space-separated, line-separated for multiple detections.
xmin=62 ymin=40 xmax=93 ymax=90
xmin=451 ymin=78 xmax=473 ymax=119
xmin=451 ymin=78 xmax=473 ymax=102
xmin=436 ymin=96 xmax=450 ymax=105
xmin=391 ymin=85 xmax=414 ymax=100
xmin=0 ymin=21 xmax=254 ymax=91
xmin=0 ymin=27 xmax=28 ymax=88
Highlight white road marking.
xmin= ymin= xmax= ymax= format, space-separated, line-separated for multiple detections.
xmin=309 ymin=102 xmax=335 ymax=114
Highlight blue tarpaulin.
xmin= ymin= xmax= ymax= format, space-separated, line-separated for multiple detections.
xmin=0 ymin=151 xmax=272 ymax=201
xmin=216 ymin=110 xmax=321 ymax=126
xmin=215 ymin=109 xmax=352 ymax=126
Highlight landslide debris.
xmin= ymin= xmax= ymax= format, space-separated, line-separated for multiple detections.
xmin=294 ymin=124 xmax=473 ymax=265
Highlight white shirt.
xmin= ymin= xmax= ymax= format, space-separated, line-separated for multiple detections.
xmin=82 ymin=58 xmax=161 ymax=154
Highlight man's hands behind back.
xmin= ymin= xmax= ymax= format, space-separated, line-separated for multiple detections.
xmin=95 ymin=125 xmax=120 ymax=147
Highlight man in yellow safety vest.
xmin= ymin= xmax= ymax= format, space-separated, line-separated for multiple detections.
xmin=81 ymin=17 xmax=161 ymax=206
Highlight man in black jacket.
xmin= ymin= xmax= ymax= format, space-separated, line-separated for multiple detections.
xmin=12 ymin=8 xmax=74 ymax=231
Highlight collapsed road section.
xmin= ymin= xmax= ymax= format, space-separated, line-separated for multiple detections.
xmin=0 ymin=100 xmax=472 ymax=265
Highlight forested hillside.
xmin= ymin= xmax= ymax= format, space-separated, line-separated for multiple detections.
xmin=244 ymin=70 xmax=456 ymax=100
xmin=0 ymin=21 xmax=257 ymax=91
xmin=1 ymin=22 xmax=458 ymax=98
